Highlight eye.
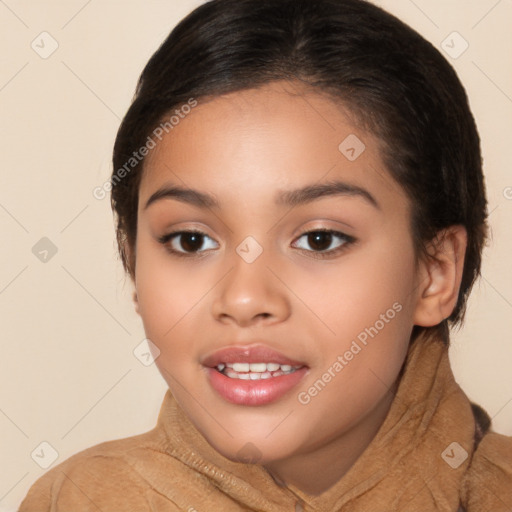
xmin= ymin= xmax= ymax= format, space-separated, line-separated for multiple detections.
xmin=158 ymin=228 xmax=355 ymax=259
xmin=158 ymin=230 xmax=219 ymax=256
xmin=292 ymin=229 xmax=355 ymax=258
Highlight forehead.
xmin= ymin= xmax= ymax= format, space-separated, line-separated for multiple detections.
xmin=139 ymin=81 xmax=407 ymax=214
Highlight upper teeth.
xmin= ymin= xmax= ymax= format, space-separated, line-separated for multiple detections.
xmin=224 ymin=362 xmax=296 ymax=373
xmin=215 ymin=362 xmax=300 ymax=381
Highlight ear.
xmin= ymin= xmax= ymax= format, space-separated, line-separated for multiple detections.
xmin=122 ymin=241 xmax=139 ymax=315
xmin=413 ymin=225 xmax=467 ymax=327
xmin=122 ymin=239 xmax=136 ymax=282
xmin=132 ymin=290 xmax=140 ymax=315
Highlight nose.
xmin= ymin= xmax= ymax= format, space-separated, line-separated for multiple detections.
xmin=211 ymin=250 xmax=291 ymax=327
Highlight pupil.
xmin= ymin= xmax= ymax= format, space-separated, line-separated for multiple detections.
xmin=182 ymin=233 xmax=203 ymax=252
xmin=308 ymin=232 xmax=332 ymax=251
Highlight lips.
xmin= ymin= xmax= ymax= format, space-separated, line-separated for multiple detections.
xmin=202 ymin=345 xmax=305 ymax=367
xmin=202 ymin=344 xmax=308 ymax=406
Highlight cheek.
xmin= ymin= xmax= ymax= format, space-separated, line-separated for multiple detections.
xmin=300 ymin=238 xmax=417 ymax=343
xmin=294 ymin=236 xmax=416 ymax=410
xmin=134 ymin=238 xmax=207 ymax=347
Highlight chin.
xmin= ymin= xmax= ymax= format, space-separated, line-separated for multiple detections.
xmin=201 ymin=426 xmax=299 ymax=465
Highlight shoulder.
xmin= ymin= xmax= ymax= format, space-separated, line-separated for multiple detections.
xmin=467 ymin=430 xmax=512 ymax=479
xmin=462 ymin=431 xmax=512 ymax=510
xmin=18 ymin=430 xmax=171 ymax=512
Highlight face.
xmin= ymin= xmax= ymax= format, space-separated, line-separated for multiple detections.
xmin=134 ymin=81 xmax=422 ymax=467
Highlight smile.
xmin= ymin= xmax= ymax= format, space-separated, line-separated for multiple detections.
xmin=202 ymin=344 xmax=309 ymax=406
xmin=216 ymin=362 xmax=302 ymax=380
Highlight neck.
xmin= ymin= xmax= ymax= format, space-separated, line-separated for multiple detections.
xmin=263 ymin=381 xmax=397 ymax=496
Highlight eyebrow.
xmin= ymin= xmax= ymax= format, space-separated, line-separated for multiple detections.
xmin=144 ymin=179 xmax=380 ymax=210
xmin=276 ymin=180 xmax=380 ymax=209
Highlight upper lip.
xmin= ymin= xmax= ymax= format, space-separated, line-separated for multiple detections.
xmin=202 ymin=344 xmax=307 ymax=368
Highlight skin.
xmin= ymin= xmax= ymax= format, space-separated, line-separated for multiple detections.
xmin=132 ymin=81 xmax=467 ymax=495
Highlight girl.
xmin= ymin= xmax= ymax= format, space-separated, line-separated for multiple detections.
xmin=20 ymin=0 xmax=512 ymax=510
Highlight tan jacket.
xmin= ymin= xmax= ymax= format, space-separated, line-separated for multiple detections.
xmin=19 ymin=333 xmax=512 ymax=511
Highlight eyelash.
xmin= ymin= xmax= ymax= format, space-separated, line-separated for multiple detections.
xmin=158 ymin=229 xmax=356 ymax=260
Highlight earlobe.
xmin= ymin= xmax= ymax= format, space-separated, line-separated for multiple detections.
xmin=122 ymin=240 xmax=137 ymax=283
xmin=122 ymin=242 xmax=139 ymax=315
xmin=133 ymin=291 xmax=140 ymax=315
xmin=413 ymin=226 xmax=467 ymax=327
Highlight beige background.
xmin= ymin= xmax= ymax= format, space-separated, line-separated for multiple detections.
xmin=1 ymin=0 xmax=511 ymax=509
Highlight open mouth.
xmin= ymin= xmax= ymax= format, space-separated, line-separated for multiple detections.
xmin=215 ymin=362 xmax=303 ymax=380
xmin=202 ymin=344 xmax=309 ymax=405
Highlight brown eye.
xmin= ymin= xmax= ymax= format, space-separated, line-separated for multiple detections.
xmin=292 ymin=229 xmax=355 ymax=257
xmin=178 ymin=232 xmax=205 ymax=252
xmin=159 ymin=230 xmax=219 ymax=256
xmin=307 ymin=232 xmax=334 ymax=251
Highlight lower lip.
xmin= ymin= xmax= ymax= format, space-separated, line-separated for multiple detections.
xmin=206 ymin=367 xmax=308 ymax=406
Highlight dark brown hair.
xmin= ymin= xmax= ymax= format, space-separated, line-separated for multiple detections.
xmin=111 ymin=0 xmax=488 ymax=343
